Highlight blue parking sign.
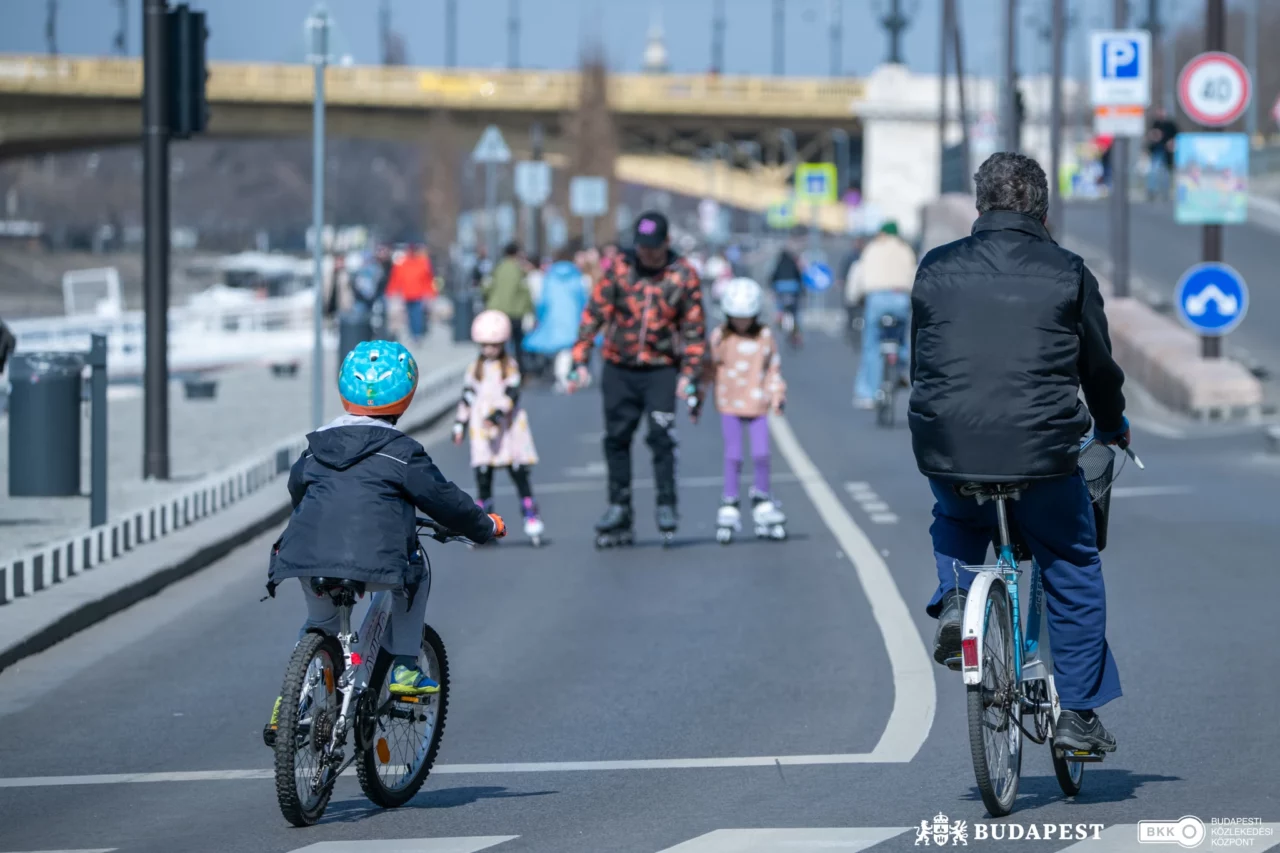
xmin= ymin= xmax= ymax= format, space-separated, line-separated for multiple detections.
xmin=1101 ymin=38 xmax=1140 ymax=79
xmin=1090 ymin=30 xmax=1151 ymax=107
xmin=1175 ymin=262 xmax=1248 ymax=336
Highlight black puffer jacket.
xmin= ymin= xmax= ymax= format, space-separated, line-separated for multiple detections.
xmin=270 ymin=416 xmax=494 ymax=588
xmin=908 ymin=210 xmax=1126 ymax=482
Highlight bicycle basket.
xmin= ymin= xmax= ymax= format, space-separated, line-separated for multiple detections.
xmin=1079 ymin=441 xmax=1116 ymax=551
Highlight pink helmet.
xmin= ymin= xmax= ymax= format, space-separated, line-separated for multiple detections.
xmin=471 ymin=309 xmax=512 ymax=345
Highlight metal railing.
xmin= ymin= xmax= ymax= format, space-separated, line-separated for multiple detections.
xmin=0 ymin=54 xmax=866 ymax=120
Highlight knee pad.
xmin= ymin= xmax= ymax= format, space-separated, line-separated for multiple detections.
xmin=646 ymin=412 xmax=677 ymax=449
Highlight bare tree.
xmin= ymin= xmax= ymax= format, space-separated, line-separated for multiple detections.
xmin=564 ymin=49 xmax=620 ymax=244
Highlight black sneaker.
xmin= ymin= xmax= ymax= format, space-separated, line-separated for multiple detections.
xmin=933 ymin=591 xmax=965 ymax=665
xmin=1055 ymin=710 xmax=1117 ymax=754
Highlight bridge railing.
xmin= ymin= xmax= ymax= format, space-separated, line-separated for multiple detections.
xmin=0 ymin=54 xmax=864 ymax=119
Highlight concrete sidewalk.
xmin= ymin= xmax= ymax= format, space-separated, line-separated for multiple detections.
xmin=0 ymin=328 xmax=470 ymax=560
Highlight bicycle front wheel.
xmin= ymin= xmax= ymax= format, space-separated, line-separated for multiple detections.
xmin=967 ymin=581 xmax=1022 ymax=816
xmin=274 ymin=631 xmax=344 ymax=827
xmin=357 ymin=624 xmax=451 ymax=808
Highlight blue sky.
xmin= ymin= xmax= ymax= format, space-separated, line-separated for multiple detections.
xmin=0 ymin=0 xmax=1198 ymax=78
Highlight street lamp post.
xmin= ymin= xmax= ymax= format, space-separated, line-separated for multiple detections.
xmin=308 ymin=6 xmax=329 ymax=429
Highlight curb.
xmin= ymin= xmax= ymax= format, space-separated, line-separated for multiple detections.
xmin=0 ymin=377 xmax=463 ymax=675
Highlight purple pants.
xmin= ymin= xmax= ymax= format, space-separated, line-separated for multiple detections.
xmin=721 ymin=414 xmax=770 ymax=500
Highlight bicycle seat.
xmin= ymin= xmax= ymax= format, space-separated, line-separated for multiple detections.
xmin=308 ymin=577 xmax=367 ymax=599
xmin=957 ymin=482 xmax=1029 ymax=501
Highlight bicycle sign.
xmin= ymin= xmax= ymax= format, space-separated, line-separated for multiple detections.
xmin=1178 ymin=52 xmax=1252 ymax=127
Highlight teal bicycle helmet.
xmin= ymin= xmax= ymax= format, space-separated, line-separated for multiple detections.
xmin=338 ymin=340 xmax=419 ymax=416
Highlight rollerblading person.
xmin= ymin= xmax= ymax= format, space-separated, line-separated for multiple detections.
xmin=715 ymin=498 xmax=740 ymax=545
xmin=568 ymin=212 xmax=706 ymax=545
xmin=594 ymin=502 xmax=634 ymax=549
xmin=750 ymin=489 xmax=787 ymax=540
xmin=703 ymin=277 xmax=789 ymax=544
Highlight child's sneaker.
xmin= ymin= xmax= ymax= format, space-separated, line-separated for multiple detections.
xmin=262 ymin=695 xmax=282 ymax=747
xmin=389 ymin=661 xmax=440 ymax=696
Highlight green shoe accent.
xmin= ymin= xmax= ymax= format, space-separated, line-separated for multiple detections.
xmin=262 ymin=695 xmax=282 ymax=748
xmin=387 ymin=664 xmax=440 ymax=696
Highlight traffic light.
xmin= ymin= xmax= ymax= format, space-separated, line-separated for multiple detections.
xmin=167 ymin=4 xmax=208 ymax=138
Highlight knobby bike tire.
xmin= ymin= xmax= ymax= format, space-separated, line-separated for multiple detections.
xmin=966 ymin=582 xmax=1022 ymax=817
xmin=1052 ymin=741 xmax=1085 ymax=797
xmin=356 ymin=624 xmax=451 ymax=808
xmin=274 ymin=631 xmax=344 ymax=827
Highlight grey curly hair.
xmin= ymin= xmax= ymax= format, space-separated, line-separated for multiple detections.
xmin=974 ymin=152 xmax=1049 ymax=222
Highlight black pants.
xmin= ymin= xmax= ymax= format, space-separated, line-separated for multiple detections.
xmin=475 ymin=465 xmax=533 ymax=505
xmin=601 ymin=362 xmax=678 ymax=506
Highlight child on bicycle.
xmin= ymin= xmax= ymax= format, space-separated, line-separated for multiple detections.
xmin=266 ymin=340 xmax=504 ymax=740
xmin=452 ymin=310 xmax=544 ymax=543
xmin=704 ymin=278 xmax=789 ymax=542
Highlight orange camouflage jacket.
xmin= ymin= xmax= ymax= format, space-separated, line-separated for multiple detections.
xmin=571 ymin=250 xmax=707 ymax=384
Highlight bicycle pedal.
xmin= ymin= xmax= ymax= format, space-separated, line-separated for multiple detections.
xmin=1058 ymin=748 xmax=1104 ymax=763
xmin=393 ymin=695 xmax=423 ymax=704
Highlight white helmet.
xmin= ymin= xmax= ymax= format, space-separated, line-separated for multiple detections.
xmin=721 ymin=277 xmax=763 ymax=319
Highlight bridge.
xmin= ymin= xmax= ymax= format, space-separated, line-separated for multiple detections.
xmin=0 ymin=55 xmax=863 ymax=162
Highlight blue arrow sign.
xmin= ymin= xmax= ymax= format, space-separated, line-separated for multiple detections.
xmin=803 ymin=261 xmax=834 ymax=292
xmin=1175 ymin=262 xmax=1248 ymax=336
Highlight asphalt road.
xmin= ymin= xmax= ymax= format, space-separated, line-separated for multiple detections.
xmin=1 ymin=330 xmax=1278 ymax=853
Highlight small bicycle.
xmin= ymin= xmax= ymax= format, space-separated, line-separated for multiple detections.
xmin=270 ymin=517 xmax=473 ymax=827
xmin=948 ymin=438 xmax=1142 ymax=816
xmin=874 ymin=313 xmax=908 ymax=428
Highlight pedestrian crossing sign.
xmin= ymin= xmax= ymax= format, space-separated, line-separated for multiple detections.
xmin=766 ymin=200 xmax=797 ymax=229
xmin=795 ymin=163 xmax=838 ymax=204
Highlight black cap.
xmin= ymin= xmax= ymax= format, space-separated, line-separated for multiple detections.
xmin=633 ymin=211 xmax=669 ymax=248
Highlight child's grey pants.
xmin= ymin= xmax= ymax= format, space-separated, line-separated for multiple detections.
xmin=298 ymin=579 xmax=426 ymax=658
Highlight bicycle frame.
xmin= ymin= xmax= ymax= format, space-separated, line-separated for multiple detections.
xmin=957 ymin=496 xmax=1060 ymax=725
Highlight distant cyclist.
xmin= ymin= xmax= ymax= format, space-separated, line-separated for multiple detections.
xmin=768 ymin=240 xmax=804 ymax=348
xmin=845 ymin=221 xmax=916 ymax=409
xmin=909 ymin=152 xmax=1129 ymax=756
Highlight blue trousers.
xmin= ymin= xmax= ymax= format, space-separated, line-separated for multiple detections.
xmin=925 ymin=473 xmax=1122 ymax=710
xmin=854 ymin=290 xmax=911 ymax=402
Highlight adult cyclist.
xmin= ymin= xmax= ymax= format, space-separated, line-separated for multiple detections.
xmin=909 ymin=152 xmax=1128 ymax=757
xmin=768 ymin=240 xmax=804 ymax=348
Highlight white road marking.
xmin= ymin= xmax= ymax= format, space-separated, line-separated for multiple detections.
xmin=842 ymin=483 xmax=899 ymax=524
xmin=1110 ymin=485 xmax=1192 ymax=498
xmin=844 ymin=481 xmax=874 ymax=494
xmin=1129 ymin=415 xmax=1186 ymax=440
xmin=563 ymin=461 xmax=608 ymax=477
xmin=859 ymin=500 xmax=890 ymax=513
xmin=3 ymin=849 xmax=117 ymax=853
xmin=501 ymin=473 xmax=800 ymax=497
xmin=654 ymin=828 xmax=910 ymax=853
xmin=868 ymin=513 xmax=900 ymax=525
xmin=771 ymin=415 xmax=936 ymax=762
xmin=287 ymin=839 xmax=518 ymax=853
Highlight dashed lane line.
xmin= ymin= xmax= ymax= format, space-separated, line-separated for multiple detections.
xmin=843 ymin=482 xmax=899 ymax=524
xmin=653 ymin=827 xmax=911 ymax=853
xmin=287 ymin=839 xmax=518 ymax=853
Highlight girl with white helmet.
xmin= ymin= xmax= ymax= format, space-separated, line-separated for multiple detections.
xmin=453 ymin=310 xmax=546 ymax=545
xmin=704 ymin=278 xmax=789 ymax=543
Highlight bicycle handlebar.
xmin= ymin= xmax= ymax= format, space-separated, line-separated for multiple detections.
xmin=415 ymin=516 xmax=476 ymax=545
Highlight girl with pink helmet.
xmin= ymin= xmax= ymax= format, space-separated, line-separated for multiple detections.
xmin=452 ymin=310 xmax=545 ymax=545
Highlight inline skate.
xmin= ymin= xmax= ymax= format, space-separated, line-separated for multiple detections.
xmin=655 ymin=503 xmax=679 ymax=548
xmin=522 ymin=497 xmax=544 ymax=547
xmin=594 ymin=503 xmax=634 ymax=549
xmin=715 ymin=498 xmax=741 ymax=545
xmin=750 ymin=490 xmax=787 ymax=541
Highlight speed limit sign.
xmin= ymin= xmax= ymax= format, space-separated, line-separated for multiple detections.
xmin=1178 ymin=51 xmax=1252 ymax=127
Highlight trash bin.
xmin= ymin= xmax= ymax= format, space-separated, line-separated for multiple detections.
xmin=8 ymin=352 xmax=84 ymax=497
xmin=337 ymin=310 xmax=375 ymax=373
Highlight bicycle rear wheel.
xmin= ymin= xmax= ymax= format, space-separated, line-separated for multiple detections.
xmin=967 ymin=582 xmax=1022 ymax=816
xmin=357 ymin=624 xmax=450 ymax=808
xmin=274 ymin=631 xmax=344 ymax=827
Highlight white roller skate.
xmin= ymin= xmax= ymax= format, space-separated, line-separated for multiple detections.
xmin=715 ymin=498 xmax=741 ymax=545
xmin=750 ymin=490 xmax=787 ymax=541
xmin=522 ymin=497 xmax=544 ymax=547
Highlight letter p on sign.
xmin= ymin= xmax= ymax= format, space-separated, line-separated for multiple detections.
xmin=1104 ymin=39 xmax=1138 ymax=78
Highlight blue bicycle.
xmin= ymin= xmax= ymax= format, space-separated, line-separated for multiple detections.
xmin=949 ymin=438 xmax=1142 ymax=816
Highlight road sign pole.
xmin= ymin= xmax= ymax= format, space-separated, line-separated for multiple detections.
xmin=583 ymin=215 xmax=595 ymax=250
xmin=1203 ymin=0 xmax=1225 ymax=359
xmin=485 ymin=160 xmax=498 ymax=264
xmin=1109 ymin=0 xmax=1131 ymax=300
xmin=1047 ymin=0 xmax=1065 ymax=230
xmin=530 ymin=122 xmax=544 ymax=261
